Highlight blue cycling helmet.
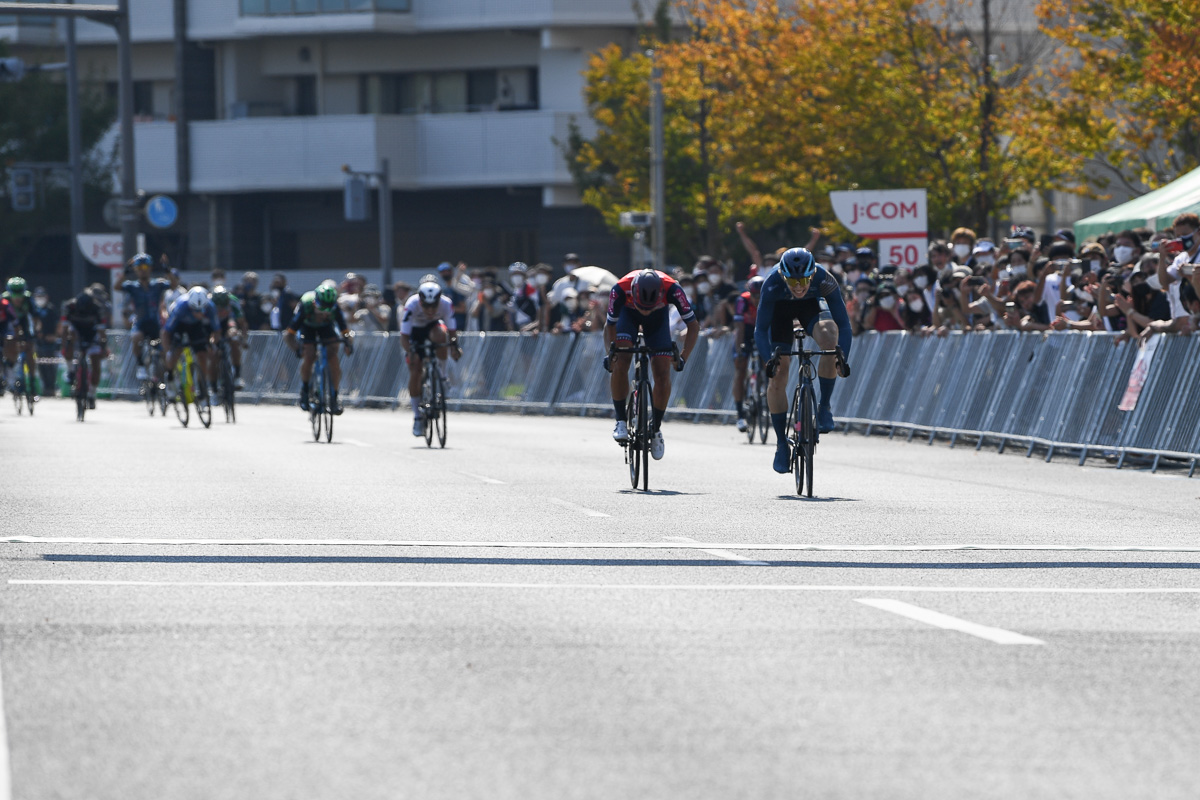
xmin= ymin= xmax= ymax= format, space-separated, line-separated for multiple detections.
xmin=777 ymin=247 xmax=817 ymax=283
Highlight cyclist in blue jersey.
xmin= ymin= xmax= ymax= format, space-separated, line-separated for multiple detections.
xmin=119 ymin=253 xmax=171 ymax=381
xmin=162 ymin=287 xmax=220 ymax=400
xmin=754 ymin=247 xmax=852 ymax=473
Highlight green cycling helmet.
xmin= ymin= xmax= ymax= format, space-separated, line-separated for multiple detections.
xmin=6 ymin=276 xmax=28 ymax=296
xmin=315 ymin=282 xmax=338 ymax=309
xmin=212 ymin=285 xmax=230 ymax=308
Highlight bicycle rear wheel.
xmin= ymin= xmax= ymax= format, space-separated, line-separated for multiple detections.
xmin=422 ymin=368 xmax=435 ymax=448
xmin=434 ymin=372 xmax=447 ymax=448
xmin=13 ymin=360 xmax=24 ymax=415
xmin=801 ymin=383 xmax=816 ymax=498
xmin=322 ymin=363 xmax=334 ymax=443
xmin=193 ymin=367 xmax=213 ymax=429
xmin=626 ymin=389 xmax=640 ymax=490
xmin=743 ymin=374 xmax=757 ymax=444
xmin=756 ymin=371 xmax=769 ymax=444
xmin=638 ymin=376 xmax=650 ymax=491
xmin=74 ymin=362 xmax=87 ymax=422
xmin=309 ymin=374 xmax=322 ymax=441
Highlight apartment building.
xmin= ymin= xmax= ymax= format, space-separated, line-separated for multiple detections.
xmin=5 ymin=0 xmax=654 ymax=276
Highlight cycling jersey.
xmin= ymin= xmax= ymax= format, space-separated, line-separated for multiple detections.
xmin=61 ymin=297 xmax=107 ymax=342
xmin=753 ymin=266 xmax=852 ymax=364
xmin=606 ymin=271 xmax=695 ymax=324
xmin=400 ymin=294 xmax=456 ymax=336
xmin=216 ymin=295 xmax=244 ymax=325
xmin=120 ymin=278 xmax=170 ymax=327
xmin=286 ymin=292 xmax=349 ymax=335
xmin=733 ymin=291 xmax=759 ymax=327
xmin=1 ymin=293 xmax=35 ymax=339
xmin=164 ymin=295 xmax=220 ymax=335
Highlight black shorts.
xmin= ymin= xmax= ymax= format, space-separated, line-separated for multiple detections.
xmin=168 ymin=322 xmax=212 ymax=352
xmin=614 ymin=307 xmax=674 ymax=357
xmin=408 ymin=321 xmax=446 ymax=352
xmin=768 ymin=298 xmax=823 ymax=352
xmin=299 ymin=324 xmax=341 ymax=346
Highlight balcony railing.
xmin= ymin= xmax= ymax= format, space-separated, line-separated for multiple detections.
xmin=240 ymin=0 xmax=410 ymax=14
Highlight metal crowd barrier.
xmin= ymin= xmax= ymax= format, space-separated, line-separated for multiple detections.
xmin=94 ymin=329 xmax=1198 ymax=474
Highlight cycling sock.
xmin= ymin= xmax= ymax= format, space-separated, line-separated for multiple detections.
xmin=652 ymin=406 xmax=665 ymax=432
xmin=772 ymin=412 xmax=788 ymax=446
xmin=235 ymin=365 xmax=241 ymax=378
xmin=819 ymin=376 xmax=836 ymax=410
xmin=735 ymin=400 xmax=744 ymax=418
xmin=613 ymin=399 xmax=626 ymax=421
xmin=301 ymin=381 xmax=309 ymax=395
xmin=411 ymin=397 xmax=420 ymax=415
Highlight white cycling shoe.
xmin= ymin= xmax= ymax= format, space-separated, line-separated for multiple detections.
xmin=735 ymin=417 xmax=748 ymax=432
xmin=612 ymin=420 xmax=629 ymax=443
xmin=412 ymin=413 xmax=425 ymax=437
xmin=135 ymin=366 xmax=148 ymax=381
xmin=650 ymin=430 xmax=665 ymax=460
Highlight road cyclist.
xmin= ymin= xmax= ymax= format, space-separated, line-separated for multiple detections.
xmin=754 ymin=247 xmax=853 ymax=474
xmin=162 ymin=287 xmax=220 ymax=406
xmin=603 ymin=268 xmax=700 ymax=460
xmin=400 ymin=278 xmax=462 ymax=437
xmin=2 ymin=276 xmax=41 ymax=403
xmin=59 ymin=286 xmax=108 ymax=411
xmin=284 ymin=280 xmax=353 ymax=416
xmin=118 ymin=253 xmax=171 ymax=386
xmin=209 ymin=285 xmax=248 ymax=391
xmin=732 ymin=274 xmax=765 ymax=436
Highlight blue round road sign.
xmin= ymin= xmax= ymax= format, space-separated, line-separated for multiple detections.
xmin=145 ymin=195 xmax=178 ymax=229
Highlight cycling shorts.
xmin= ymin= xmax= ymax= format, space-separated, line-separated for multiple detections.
xmin=767 ymin=297 xmax=823 ymax=355
xmin=731 ymin=325 xmax=755 ymax=359
xmin=132 ymin=315 xmax=161 ymax=340
xmin=298 ymin=323 xmax=341 ymax=345
xmin=408 ymin=321 xmax=446 ymax=354
xmin=168 ymin=322 xmax=211 ymax=352
xmin=614 ymin=307 xmax=674 ymax=357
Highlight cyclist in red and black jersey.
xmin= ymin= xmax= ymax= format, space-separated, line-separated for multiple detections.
xmin=603 ymin=269 xmax=700 ymax=460
xmin=731 ymin=275 xmax=765 ymax=432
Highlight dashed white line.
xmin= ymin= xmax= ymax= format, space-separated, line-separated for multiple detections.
xmin=665 ymin=536 xmax=768 ymax=566
xmin=546 ymin=498 xmax=610 ymax=518
xmin=857 ymin=598 xmax=1045 ymax=645
xmin=458 ymin=471 xmax=506 ymax=485
xmin=9 ymin=580 xmax=1200 ymax=595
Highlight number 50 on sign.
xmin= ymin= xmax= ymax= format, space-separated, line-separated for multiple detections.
xmin=881 ymin=237 xmax=927 ymax=270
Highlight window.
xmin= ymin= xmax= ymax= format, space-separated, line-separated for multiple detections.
xmin=295 ymin=76 xmax=317 ymax=116
xmin=359 ymin=68 xmax=539 ymax=115
xmin=241 ymin=0 xmax=409 ymax=13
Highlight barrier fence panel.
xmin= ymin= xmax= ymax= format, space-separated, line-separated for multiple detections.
xmin=95 ymin=329 xmax=1197 ymax=469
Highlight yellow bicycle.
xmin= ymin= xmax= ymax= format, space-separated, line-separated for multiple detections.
xmin=169 ymin=340 xmax=212 ymax=429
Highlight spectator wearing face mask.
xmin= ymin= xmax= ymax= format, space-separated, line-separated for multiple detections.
xmin=235 ymin=272 xmax=268 ymax=331
xmin=1153 ymin=212 xmax=1200 ymax=333
xmin=1005 ymin=280 xmax=1051 ymax=331
xmin=1035 ymin=242 xmax=1077 ymax=318
xmin=847 ymin=277 xmax=876 ymax=335
xmin=934 ymin=265 xmax=971 ymax=331
xmin=269 ymin=272 xmax=300 ymax=330
xmin=912 ymin=262 xmax=938 ymax=311
xmin=690 ymin=257 xmax=716 ymax=325
xmin=550 ymin=288 xmax=586 ymax=333
xmin=855 ymin=247 xmax=878 ymax=277
xmin=903 ymin=288 xmax=932 ymax=332
xmin=1113 ymin=265 xmax=1172 ymax=339
xmin=971 ymin=240 xmax=997 ymax=273
xmin=864 ymin=283 xmax=905 ymax=331
xmin=351 ymin=284 xmax=390 ymax=333
xmin=951 ymin=227 xmax=977 ymax=265
xmin=506 ymin=262 xmax=540 ymax=332
xmin=1110 ymin=229 xmax=1144 ymax=270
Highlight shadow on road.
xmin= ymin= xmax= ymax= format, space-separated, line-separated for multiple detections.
xmin=774 ymin=495 xmax=859 ymax=502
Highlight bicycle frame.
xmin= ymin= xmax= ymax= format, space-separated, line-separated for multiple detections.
xmin=774 ymin=328 xmax=840 ymax=497
xmin=614 ymin=335 xmax=654 ymax=492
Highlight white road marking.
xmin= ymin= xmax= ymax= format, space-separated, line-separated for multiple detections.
xmin=546 ymin=499 xmax=610 ymax=518
xmin=665 ymin=536 xmax=768 ymax=566
xmin=0 ymin=647 xmax=12 ymax=800
xmin=857 ymin=598 xmax=1045 ymax=645
xmin=10 ymin=580 xmax=1200 ymax=595
xmin=3 ymin=536 xmax=1200 ymax=552
xmin=458 ymin=471 xmax=506 ymax=485
xmin=341 ymin=438 xmax=374 ymax=448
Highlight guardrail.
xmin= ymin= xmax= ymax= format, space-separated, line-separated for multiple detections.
xmin=90 ymin=329 xmax=1198 ymax=474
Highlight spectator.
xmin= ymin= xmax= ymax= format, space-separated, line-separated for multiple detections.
xmin=550 ymin=288 xmax=591 ymax=333
xmin=1114 ymin=260 xmax=1172 ymax=338
xmin=934 ymin=265 xmax=971 ymax=330
xmin=903 ymin=288 xmax=932 ymax=332
xmin=269 ymin=272 xmax=300 ymax=330
xmin=437 ymin=261 xmax=471 ymax=330
xmin=388 ymin=281 xmax=413 ymax=331
xmin=507 ymin=262 xmax=540 ymax=331
xmin=1006 ymin=280 xmax=1051 ymax=331
xmin=1111 ymin=229 xmax=1144 ymax=269
xmin=1037 ymin=241 xmax=1076 ymax=315
xmin=236 ymin=272 xmax=269 ymax=331
xmin=972 ymin=240 xmax=997 ymax=272
xmin=163 ymin=268 xmax=185 ymax=317
xmin=865 ymin=283 xmax=905 ymax=331
xmin=855 ymin=247 xmax=878 ymax=278
xmin=475 ymin=271 xmax=511 ymax=331
xmin=1155 ymin=212 xmax=1200 ymax=333
xmin=549 ymin=253 xmax=584 ymax=306
xmin=530 ymin=263 xmax=554 ymax=329
xmin=31 ymin=285 xmax=58 ymax=392
xmin=577 ymin=284 xmax=607 ymax=331
xmin=847 ymin=276 xmax=876 ymax=335
xmin=352 ymin=284 xmax=390 ymax=333
xmin=1052 ymin=228 xmax=1077 ymax=248
xmin=1079 ymin=242 xmax=1108 ymax=277
xmin=951 ymin=227 xmax=977 ymax=265
xmin=912 ymin=263 xmax=937 ymax=311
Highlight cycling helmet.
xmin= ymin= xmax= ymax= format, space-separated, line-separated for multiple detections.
xmin=128 ymin=253 xmax=153 ymax=270
xmin=777 ymin=247 xmax=817 ymax=287
xmin=508 ymin=262 xmax=528 ymax=274
xmin=186 ymin=287 xmax=207 ymax=312
xmin=5 ymin=276 xmax=29 ymax=296
xmin=418 ymin=281 xmax=442 ymax=306
xmin=747 ymin=276 xmax=766 ymax=293
xmin=315 ymin=281 xmax=338 ymax=309
xmin=630 ymin=269 xmax=665 ymax=311
xmin=211 ymin=285 xmax=230 ymax=308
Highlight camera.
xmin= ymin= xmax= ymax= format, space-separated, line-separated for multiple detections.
xmin=1165 ymin=239 xmax=1185 ymax=256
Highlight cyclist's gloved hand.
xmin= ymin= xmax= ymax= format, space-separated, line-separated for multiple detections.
xmin=673 ymin=353 xmax=685 ymax=372
xmin=765 ymin=356 xmax=780 ymax=379
xmin=835 ymin=346 xmax=851 ymax=378
xmin=602 ymin=355 xmax=612 ymax=373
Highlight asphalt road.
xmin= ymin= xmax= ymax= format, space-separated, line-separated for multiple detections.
xmin=2 ymin=398 xmax=1198 ymax=799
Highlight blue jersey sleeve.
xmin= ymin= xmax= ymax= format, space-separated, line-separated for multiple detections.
xmin=823 ymin=284 xmax=853 ymax=358
xmin=203 ymin=304 xmax=220 ymax=332
xmin=753 ymin=274 xmax=781 ymax=363
xmin=163 ymin=299 xmax=185 ymax=332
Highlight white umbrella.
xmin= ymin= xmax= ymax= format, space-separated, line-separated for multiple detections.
xmin=549 ymin=266 xmax=620 ymax=305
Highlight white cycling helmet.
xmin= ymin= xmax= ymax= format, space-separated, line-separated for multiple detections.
xmin=418 ymin=282 xmax=442 ymax=306
xmin=186 ymin=287 xmax=207 ymax=312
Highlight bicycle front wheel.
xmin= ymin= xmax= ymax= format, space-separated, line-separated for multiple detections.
xmin=434 ymin=373 xmax=447 ymax=448
xmin=756 ymin=372 xmax=769 ymax=444
xmin=638 ymin=377 xmax=650 ymax=491
xmin=221 ymin=353 xmax=236 ymax=424
xmin=193 ymin=368 xmax=212 ymax=429
xmin=626 ymin=389 xmax=640 ymax=490
xmin=322 ymin=364 xmax=334 ymax=443
xmin=789 ymin=387 xmax=803 ymax=495
xmin=801 ymin=383 xmax=816 ymax=498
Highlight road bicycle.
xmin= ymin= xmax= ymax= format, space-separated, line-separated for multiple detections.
xmin=170 ymin=337 xmax=212 ymax=429
xmin=139 ymin=338 xmax=168 ymax=417
xmin=771 ymin=328 xmax=847 ymax=498
xmin=742 ymin=346 xmax=769 ymax=445
xmin=608 ymin=335 xmax=677 ymax=492
xmin=70 ymin=341 xmax=97 ymax=422
xmin=416 ymin=339 xmax=448 ymax=449
xmin=307 ymin=341 xmax=334 ymax=443
xmin=12 ymin=344 xmax=37 ymax=416
xmin=215 ymin=336 xmax=237 ymax=424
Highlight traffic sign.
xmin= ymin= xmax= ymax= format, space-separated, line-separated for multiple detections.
xmin=145 ymin=194 xmax=178 ymax=228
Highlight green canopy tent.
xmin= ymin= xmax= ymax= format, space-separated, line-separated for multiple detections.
xmin=1074 ymin=165 xmax=1200 ymax=242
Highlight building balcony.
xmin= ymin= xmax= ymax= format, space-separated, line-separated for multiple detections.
xmin=134 ymin=111 xmax=579 ymax=194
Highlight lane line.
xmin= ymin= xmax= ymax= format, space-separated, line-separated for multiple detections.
xmin=665 ymin=536 xmax=768 ymax=566
xmin=546 ymin=499 xmax=610 ymax=518
xmin=341 ymin=439 xmax=374 ymax=448
xmin=857 ymin=598 xmax=1045 ymax=645
xmin=0 ymin=646 xmax=11 ymax=800
xmin=10 ymin=579 xmax=1200 ymax=594
xmin=2 ymin=536 xmax=1199 ymax=552
xmin=458 ymin=471 xmax=506 ymax=485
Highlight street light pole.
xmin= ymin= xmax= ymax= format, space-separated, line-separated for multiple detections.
xmin=379 ymin=158 xmax=393 ymax=289
xmin=116 ymin=0 xmax=139 ymax=262
xmin=649 ymin=50 xmax=666 ymax=272
xmin=66 ymin=11 xmax=86 ymax=290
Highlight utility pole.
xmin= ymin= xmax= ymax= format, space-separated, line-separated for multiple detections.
xmin=174 ymin=0 xmax=189 ymax=264
xmin=66 ymin=12 xmax=86 ymax=290
xmin=649 ymin=50 xmax=666 ymax=272
xmin=342 ymin=160 xmax=394 ymax=289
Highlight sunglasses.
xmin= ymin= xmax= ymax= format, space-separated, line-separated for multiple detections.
xmin=783 ymin=275 xmax=811 ymax=290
